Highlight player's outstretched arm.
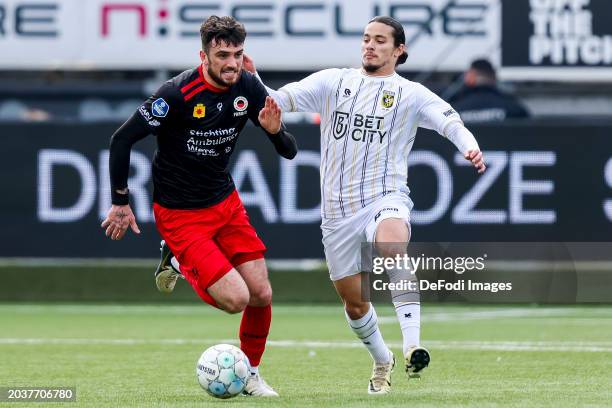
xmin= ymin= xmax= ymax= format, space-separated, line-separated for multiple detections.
xmin=245 ymin=53 xmax=334 ymax=115
xmin=258 ymin=96 xmax=297 ymax=159
xmin=416 ymin=84 xmax=485 ymax=174
xmin=445 ymin=121 xmax=486 ymax=174
xmin=102 ymin=113 xmax=148 ymax=239
xmin=244 ymin=53 xmax=294 ymax=112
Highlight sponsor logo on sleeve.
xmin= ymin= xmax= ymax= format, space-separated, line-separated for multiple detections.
xmin=138 ymin=105 xmax=153 ymax=121
xmin=374 ymin=207 xmax=399 ymax=222
xmin=139 ymin=105 xmax=161 ymax=126
xmin=151 ymin=98 xmax=169 ymax=118
xmin=443 ymin=109 xmax=457 ymax=117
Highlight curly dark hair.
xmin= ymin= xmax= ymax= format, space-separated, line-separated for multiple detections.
xmin=200 ymin=15 xmax=246 ymax=52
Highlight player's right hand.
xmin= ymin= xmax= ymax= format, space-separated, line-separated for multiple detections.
xmin=465 ymin=150 xmax=486 ymax=174
xmin=243 ymin=53 xmax=257 ymax=74
xmin=258 ymin=96 xmax=282 ymax=134
xmin=101 ymin=204 xmax=141 ymax=241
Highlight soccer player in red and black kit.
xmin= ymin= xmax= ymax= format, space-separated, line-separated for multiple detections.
xmin=101 ymin=16 xmax=297 ymax=397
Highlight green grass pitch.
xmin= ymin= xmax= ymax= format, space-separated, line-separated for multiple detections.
xmin=1 ymin=304 xmax=611 ymax=407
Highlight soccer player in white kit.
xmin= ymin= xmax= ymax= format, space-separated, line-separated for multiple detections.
xmin=164 ymin=15 xmax=487 ymax=394
xmin=247 ymin=16 xmax=487 ymax=394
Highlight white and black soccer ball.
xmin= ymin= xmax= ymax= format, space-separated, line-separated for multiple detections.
xmin=196 ymin=344 xmax=250 ymax=399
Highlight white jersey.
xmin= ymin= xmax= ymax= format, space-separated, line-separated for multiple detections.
xmin=268 ymin=68 xmax=468 ymax=219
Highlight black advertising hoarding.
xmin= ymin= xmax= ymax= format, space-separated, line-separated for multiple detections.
xmin=501 ymin=0 xmax=612 ymax=80
xmin=0 ymin=121 xmax=611 ymax=259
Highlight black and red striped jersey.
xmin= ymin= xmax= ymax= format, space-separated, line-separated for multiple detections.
xmin=135 ymin=65 xmax=271 ymax=209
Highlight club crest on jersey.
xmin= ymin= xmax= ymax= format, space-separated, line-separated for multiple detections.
xmin=151 ymin=98 xmax=169 ymax=117
xmin=233 ymin=96 xmax=248 ymax=117
xmin=381 ymin=90 xmax=395 ymax=109
xmin=193 ymin=103 xmax=206 ymax=118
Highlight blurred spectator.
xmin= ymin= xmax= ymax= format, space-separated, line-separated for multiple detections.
xmin=22 ymin=109 xmax=51 ymax=122
xmin=449 ymin=59 xmax=530 ymax=122
xmin=0 ymin=100 xmax=51 ymax=122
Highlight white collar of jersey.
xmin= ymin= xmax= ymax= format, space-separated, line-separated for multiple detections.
xmin=358 ymin=68 xmax=398 ymax=79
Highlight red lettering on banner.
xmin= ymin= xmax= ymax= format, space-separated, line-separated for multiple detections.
xmin=101 ymin=4 xmax=147 ymax=37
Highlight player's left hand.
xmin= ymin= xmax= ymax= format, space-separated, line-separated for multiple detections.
xmin=258 ymin=96 xmax=282 ymax=134
xmin=465 ymin=150 xmax=486 ymax=174
xmin=243 ymin=53 xmax=257 ymax=74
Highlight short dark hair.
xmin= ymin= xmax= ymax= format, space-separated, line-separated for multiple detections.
xmin=470 ymin=59 xmax=496 ymax=81
xmin=200 ymin=15 xmax=246 ymax=52
xmin=368 ymin=16 xmax=408 ymax=65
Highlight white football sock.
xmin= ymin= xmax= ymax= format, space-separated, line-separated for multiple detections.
xmin=345 ymin=304 xmax=391 ymax=364
xmin=249 ymin=365 xmax=259 ymax=376
xmin=170 ymin=256 xmax=181 ymax=273
xmin=394 ymin=302 xmax=420 ymax=355
xmin=386 ymin=261 xmax=421 ymax=356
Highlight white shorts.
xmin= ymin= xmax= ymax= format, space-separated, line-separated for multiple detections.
xmin=321 ymin=192 xmax=413 ymax=281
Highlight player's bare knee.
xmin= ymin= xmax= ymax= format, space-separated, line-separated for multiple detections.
xmin=249 ymin=283 xmax=272 ymax=307
xmin=344 ymin=300 xmax=370 ymax=320
xmin=375 ymin=220 xmax=410 ymax=256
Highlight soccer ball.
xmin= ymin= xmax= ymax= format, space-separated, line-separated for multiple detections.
xmin=196 ymin=344 xmax=250 ymax=399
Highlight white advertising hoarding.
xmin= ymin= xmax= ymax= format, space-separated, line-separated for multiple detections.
xmin=0 ymin=0 xmax=500 ymax=71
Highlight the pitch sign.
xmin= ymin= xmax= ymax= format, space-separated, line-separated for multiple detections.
xmin=501 ymin=0 xmax=612 ymax=81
